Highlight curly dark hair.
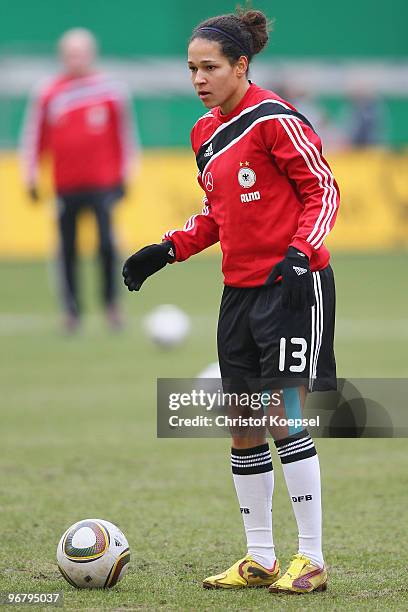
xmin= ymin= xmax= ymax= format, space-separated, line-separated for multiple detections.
xmin=190 ymin=8 xmax=273 ymax=67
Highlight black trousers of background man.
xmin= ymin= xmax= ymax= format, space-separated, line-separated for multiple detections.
xmin=56 ymin=186 xmax=124 ymax=317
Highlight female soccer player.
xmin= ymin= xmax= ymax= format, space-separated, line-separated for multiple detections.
xmin=123 ymin=8 xmax=339 ymax=595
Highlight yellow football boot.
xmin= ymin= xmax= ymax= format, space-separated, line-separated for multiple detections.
xmin=269 ymin=553 xmax=327 ymax=594
xmin=203 ymin=556 xmax=280 ymax=589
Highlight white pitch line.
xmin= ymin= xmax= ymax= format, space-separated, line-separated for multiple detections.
xmin=0 ymin=314 xmax=406 ymax=339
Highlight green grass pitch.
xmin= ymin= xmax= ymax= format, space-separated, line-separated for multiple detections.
xmin=0 ymin=252 xmax=407 ymax=610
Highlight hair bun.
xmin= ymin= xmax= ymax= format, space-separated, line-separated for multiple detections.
xmin=238 ymin=9 xmax=271 ymax=55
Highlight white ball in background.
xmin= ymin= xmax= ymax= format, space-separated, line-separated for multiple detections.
xmin=196 ymin=362 xmax=221 ymax=379
xmin=143 ymin=304 xmax=191 ymax=348
xmin=196 ymin=361 xmax=222 ymax=398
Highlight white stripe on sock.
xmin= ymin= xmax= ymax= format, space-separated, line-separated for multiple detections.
xmin=278 ymin=441 xmax=315 ymax=458
xmin=277 ymin=436 xmax=311 ymax=451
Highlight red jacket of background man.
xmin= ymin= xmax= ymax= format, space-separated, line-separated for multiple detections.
xmin=21 ymin=72 xmax=136 ymax=193
xmin=163 ymin=83 xmax=340 ymax=288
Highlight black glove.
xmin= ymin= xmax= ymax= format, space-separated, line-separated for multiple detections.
xmin=122 ymin=241 xmax=175 ymax=291
xmin=113 ymin=183 xmax=126 ymax=200
xmin=265 ymin=246 xmax=315 ymax=310
xmin=27 ymin=185 xmax=39 ymax=202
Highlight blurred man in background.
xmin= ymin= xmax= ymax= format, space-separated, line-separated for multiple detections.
xmin=20 ymin=28 xmax=136 ymax=332
xmin=345 ymin=86 xmax=389 ymax=148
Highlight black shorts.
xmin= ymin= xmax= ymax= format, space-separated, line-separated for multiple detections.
xmin=217 ymin=265 xmax=336 ymax=392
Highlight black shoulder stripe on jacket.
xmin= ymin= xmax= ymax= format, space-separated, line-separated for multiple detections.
xmin=196 ymin=102 xmax=315 ymax=174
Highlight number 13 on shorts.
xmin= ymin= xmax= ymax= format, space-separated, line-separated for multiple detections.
xmin=279 ymin=337 xmax=308 ymax=372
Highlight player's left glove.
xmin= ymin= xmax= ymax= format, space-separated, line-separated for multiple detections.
xmin=265 ymin=247 xmax=315 ymax=311
xmin=122 ymin=241 xmax=175 ymax=291
xmin=27 ymin=184 xmax=40 ymax=203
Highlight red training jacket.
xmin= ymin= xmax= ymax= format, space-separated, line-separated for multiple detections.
xmin=21 ymin=72 xmax=136 ymax=192
xmin=163 ymin=83 xmax=340 ymax=287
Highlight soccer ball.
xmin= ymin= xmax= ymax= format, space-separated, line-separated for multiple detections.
xmin=57 ymin=519 xmax=130 ymax=589
xmin=196 ymin=361 xmax=222 ymax=397
xmin=196 ymin=361 xmax=221 ymax=379
xmin=143 ymin=304 xmax=191 ymax=348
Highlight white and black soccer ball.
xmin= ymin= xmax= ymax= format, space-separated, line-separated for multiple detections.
xmin=143 ymin=304 xmax=191 ymax=348
xmin=196 ymin=361 xmax=222 ymax=401
xmin=57 ymin=519 xmax=130 ymax=589
xmin=196 ymin=362 xmax=221 ymax=380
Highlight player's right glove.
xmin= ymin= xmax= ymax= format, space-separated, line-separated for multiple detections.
xmin=265 ymin=246 xmax=315 ymax=311
xmin=122 ymin=241 xmax=175 ymax=291
xmin=113 ymin=183 xmax=126 ymax=200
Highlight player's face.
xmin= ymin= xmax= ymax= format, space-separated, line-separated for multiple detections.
xmin=188 ymin=38 xmax=248 ymax=112
xmin=60 ymin=38 xmax=95 ymax=77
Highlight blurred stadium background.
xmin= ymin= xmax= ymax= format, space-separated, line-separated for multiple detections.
xmin=1 ymin=1 xmax=407 ymax=609
xmin=1 ymin=0 xmax=408 ymax=254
